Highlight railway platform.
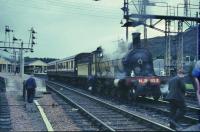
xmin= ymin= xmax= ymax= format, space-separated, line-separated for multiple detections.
xmin=0 ymin=73 xmax=47 ymax=131
xmin=0 ymin=73 xmax=81 ymax=131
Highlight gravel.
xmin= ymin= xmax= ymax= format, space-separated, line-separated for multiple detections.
xmin=6 ymin=92 xmax=47 ymax=131
xmin=38 ymin=93 xmax=80 ymax=131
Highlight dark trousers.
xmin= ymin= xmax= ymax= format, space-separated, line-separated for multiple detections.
xmin=27 ymin=89 xmax=35 ymax=103
xmin=169 ymin=100 xmax=186 ymax=122
xmin=23 ymin=86 xmax=26 ymax=101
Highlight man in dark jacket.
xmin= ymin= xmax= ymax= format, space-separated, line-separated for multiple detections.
xmin=26 ymin=75 xmax=37 ymax=103
xmin=166 ymin=69 xmax=186 ymax=129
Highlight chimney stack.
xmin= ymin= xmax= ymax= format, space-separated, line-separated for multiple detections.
xmin=132 ymin=32 xmax=141 ymax=48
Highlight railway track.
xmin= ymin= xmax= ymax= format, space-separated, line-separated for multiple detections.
xmin=46 ymin=81 xmax=173 ymax=131
xmin=47 ymin=80 xmax=200 ymax=130
xmin=142 ymin=97 xmax=199 ymax=122
xmin=48 ymin=93 xmax=100 ymax=131
xmin=98 ymin=95 xmax=199 ymax=129
xmin=0 ymin=77 xmax=11 ymax=131
xmin=0 ymin=93 xmax=11 ymax=131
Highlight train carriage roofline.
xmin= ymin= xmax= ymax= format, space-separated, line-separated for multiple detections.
xmin=47 ymin=52 xmax=92 ymax=66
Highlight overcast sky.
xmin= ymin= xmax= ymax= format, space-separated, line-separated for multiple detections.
xmin=0 ymin=0 xmax=198 ymax=59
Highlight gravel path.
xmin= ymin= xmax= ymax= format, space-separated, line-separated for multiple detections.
xmin=6 ymin=92 xmax=47 ymax=131
xmin=38 ymin=93 xmax=80 ymax=131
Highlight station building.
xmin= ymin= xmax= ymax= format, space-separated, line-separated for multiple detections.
xmin=24 ymin=60 xmax=47 ymax=74
xmin=0 ymin=57 xmax=15 ymax=73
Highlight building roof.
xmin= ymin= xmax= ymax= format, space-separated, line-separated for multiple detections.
xmin=25 ymin=60 xmax=47 ymax=66
xmin=0 ymin=57 xmax=12 ymax=64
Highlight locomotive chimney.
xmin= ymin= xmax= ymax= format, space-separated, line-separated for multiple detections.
xmin=132 ymin=32 xmax=141 ymax=49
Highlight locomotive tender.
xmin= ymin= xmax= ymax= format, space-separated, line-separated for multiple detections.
xmin=47 ymin=32 xmax=161 ymax=100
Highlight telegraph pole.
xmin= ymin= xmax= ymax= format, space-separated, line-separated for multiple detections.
xmin=20 ymin=42 xmax=24 ymax=78
xmin=122 ymin=0 xmax=129 ymax=42
xmin=19 ymin=27 xmax=36 ymax=77
xmin=125 ymin=0 xmax=129 ymax=41
xmin=0 ymin=26 xmax=37 ymax=78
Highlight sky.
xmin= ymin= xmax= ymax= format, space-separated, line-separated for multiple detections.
xmin=0 ymin=0 xmax=199 ymax=59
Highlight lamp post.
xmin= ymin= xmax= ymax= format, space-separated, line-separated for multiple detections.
xmin=0 ymin=27 xmax=36 ymax=77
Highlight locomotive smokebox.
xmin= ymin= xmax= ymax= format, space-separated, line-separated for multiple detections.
xmin=132 ymin=32 xmax=141 ymax=49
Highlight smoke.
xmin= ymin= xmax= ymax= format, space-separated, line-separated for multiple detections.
xmin=101 ymin=39 xmax=129 ymax=60
xmin=97 ymin=39 xmax=130 ymax=78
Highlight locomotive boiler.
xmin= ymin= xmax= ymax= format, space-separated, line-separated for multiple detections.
xmin=113 ymin=33 xmax=161 ymax=100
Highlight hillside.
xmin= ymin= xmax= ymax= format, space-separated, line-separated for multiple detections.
xmin=142 ymin=26 xmax=198 ymax=60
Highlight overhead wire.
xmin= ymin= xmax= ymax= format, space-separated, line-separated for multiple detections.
xmin=0 ymin=6 xmax=118 ymax=23
xmin=48 ymin=0 xmax=121 ymax=9
xmin=3 ymin=0 xmax=122 ymax=20
xmin=45 ymin=0 xmax=120 ymax=14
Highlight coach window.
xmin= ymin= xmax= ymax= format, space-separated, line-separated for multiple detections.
xmin=71 ymin=61 xmax=73 ymax=69
xmin=65 ymin=62 xmax=67 ymax=69
xmin=62 ymin=63 xmax=64 ymax=69
xmin=67 ymin=61 xmax=70 ymax=69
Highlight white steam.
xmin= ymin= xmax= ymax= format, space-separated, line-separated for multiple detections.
xmin=98 ymin=39 xmax=130 ymax=78
xmin=101 ymin=39 xmax=129 ymax=61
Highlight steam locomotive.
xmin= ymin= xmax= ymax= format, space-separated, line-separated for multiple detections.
xmin=47 ymin=32 xmax=161 ymax=100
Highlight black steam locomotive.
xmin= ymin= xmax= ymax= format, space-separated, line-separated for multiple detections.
xmin=47 ymin=32 xmax=161 ymax=100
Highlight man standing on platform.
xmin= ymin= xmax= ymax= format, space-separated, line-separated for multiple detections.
xmin=166 ymin=69 xmax=186 ymax=129
xmin=25 ymin=73 xmax=37 ymax=103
